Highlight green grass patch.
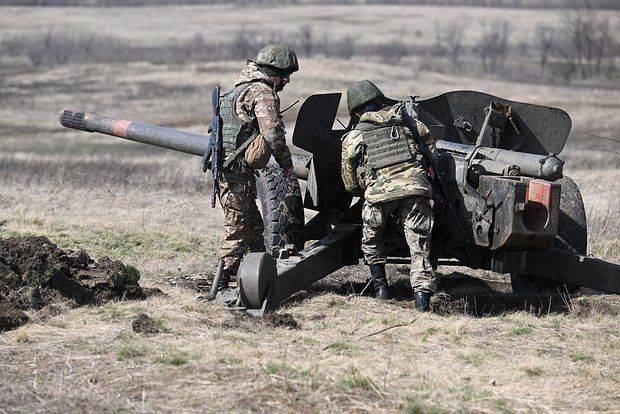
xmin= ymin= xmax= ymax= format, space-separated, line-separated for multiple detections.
xmin=155 ymin=350 xmax=190 ymax=366
xmin=96 ymin=302 xmax=128 ymax=321
xmin=216 ymin=354 xmax=241 ymax=365
xmin=424 ymin=326 xmax=439 ymax=335
xmin=1 ymin=225 xmax=206 ymax=262
xmin=341 ymin=367 xmax=380 ymax=393
xmin=570 ymin=353 xmax=594 ymax=363
xmin=265 ymin=361 xmax=281 ymax=374
xmin=116 ymin=344 xmax=148 ymax=360
xmin=456 ymin=352 xmax=486 ymax=366
xmin=326 ymin=341 xmax=359 ymax=356
xmin=327 ymin=298 xmax=350 ymax=309
xmin=509 ymin=325 xmax=534 ymax=336
xmin=493 ymin=399 xmax=517 ymax=413
xmin=402 ymin=397 xmax=444 ymax=414
xmin=310 ymin=321 xmax=328 ymax=331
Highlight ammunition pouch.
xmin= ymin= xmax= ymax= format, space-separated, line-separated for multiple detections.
xmin=244 ymin=133 xmax=272 ymax=170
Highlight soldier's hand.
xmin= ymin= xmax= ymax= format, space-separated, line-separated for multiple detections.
xmin=283 ymin=167 xmax=294 ymax=178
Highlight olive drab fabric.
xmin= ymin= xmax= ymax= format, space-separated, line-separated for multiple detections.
xmin=219 ymin=83 xmax=258 ymax=160
xmin=346 ymin=79 xmax=396 ymax=115
xmin=362 ymin=197 xmax=436 ymax=294
xmin=357 ymin=122 xmax=415 ymax=170
xmin=256 ymin=43 xmax=299 ymax=74
xmin=341 ymin=102 xmax=434 ymax=205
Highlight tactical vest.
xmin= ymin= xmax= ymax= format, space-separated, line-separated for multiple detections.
xmin=219 ymin=83 xmax=259 ymax=163
xmin=357 ymin=121 xmax=416 ymax=171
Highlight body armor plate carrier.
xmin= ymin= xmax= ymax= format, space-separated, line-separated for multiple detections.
xmin=358 ymin=122 xmax=415 ymax=170
xmin=219 ymin=83 xmax=259 ymax=165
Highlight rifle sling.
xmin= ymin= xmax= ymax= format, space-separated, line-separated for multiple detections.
xmin=222 ymin=134 xmax=258 ymax=168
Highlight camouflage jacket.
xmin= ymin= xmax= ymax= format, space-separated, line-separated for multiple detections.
xmin=231 ymin=61 xmax=293 ymax=171
xmin=341 ymin=102 xmax=434 ymax=204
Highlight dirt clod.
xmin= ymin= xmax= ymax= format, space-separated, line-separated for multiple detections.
xmin=0 ymin=236 xmax=146 ymax=331
xmin=0 ymin=301 xmax=29 ymax=332
xmin=132 ymin=313 xmax=160 ymax=334
xmin=263 ymin=313 xmax=300 ymax=329
xmin=219 ymin=311 xmax=301 ymax=330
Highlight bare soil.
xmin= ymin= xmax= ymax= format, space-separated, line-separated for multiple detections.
xmin=0 ymin=236 xmax=148 ymax=331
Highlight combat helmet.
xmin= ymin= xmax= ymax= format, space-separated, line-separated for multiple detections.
xmin=256 ymin=43 xmax=299 ymax=75
xmin=347 ymin=80 xmax=397 ymax=115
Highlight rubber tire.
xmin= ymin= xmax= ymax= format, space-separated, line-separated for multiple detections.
xmin=256 ymin=164 xmax=305 ymax=255
xmin=511 ymin=176 xmax=586 ymax=295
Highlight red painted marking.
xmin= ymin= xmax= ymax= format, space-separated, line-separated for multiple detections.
xmin=112 ymin=119 xmax=131 ymax=138
xmin=526 ymin=180 xmax=551 ymax=207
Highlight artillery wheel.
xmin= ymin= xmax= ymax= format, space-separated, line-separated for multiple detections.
xmin=511 ymin=176 xmax=586 ymax=295
xmin=238 ymin=252 xmax=277 ymax=309
xmin=256 ymin=164 xmax=305 ymax=254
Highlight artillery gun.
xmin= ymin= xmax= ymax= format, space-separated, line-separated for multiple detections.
xmin=59 ymin=90 xmax=620 ymax=315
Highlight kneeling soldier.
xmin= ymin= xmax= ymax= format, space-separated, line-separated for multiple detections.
xmin=341 ymin=80 xmax=437 ymax=311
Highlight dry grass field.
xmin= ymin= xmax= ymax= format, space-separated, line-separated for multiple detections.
xmin=1 ymin=4 xmax=619 ymax=414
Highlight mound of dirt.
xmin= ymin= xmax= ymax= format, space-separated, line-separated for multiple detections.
xmin=218 ymin=311 xmax=301 ymax=330
xmin=132 ymin=312 xmax=160 ymax=334
xmin=0 ymin=301 xmax=29 ymax=332
xmin=0 ymin=236 xmax=146 ymax=331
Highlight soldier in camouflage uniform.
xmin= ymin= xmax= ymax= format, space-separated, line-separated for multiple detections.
xmin=215 ymin=43 xmax=298 ymax=291
xmin=341 ymin=80 xmax=436 ymax=311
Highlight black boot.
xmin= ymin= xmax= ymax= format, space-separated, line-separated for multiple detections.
xmin=216 ymin=271 xmax=231 ymax=292
xmin=414 ymin=291 xmax=431 ymax=311
xmin=369 ymin=264 xmax=389 ymax=300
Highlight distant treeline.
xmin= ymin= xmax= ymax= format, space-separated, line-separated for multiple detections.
xmin=2 ymin=9 xmax=618 ymax=84
xmin=0 ymin=0 xmax=619 ymax=10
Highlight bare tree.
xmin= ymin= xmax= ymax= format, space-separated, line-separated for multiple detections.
xmin=329 ymin=34 xmax=355 ymax=60
xmin=475 ymin=21 xmax=511 ymax=73
xmin=231 ymin=28 xmax=256 ymax=60
xmin=298 ymin=25 xmax=313 ymax=57
xmin=378 ymin=36 xmax=408 ymax=64
xmin=557 ymin=6 xmax=618 ymax=79
xmin=434 ymin=22 xmax=465 ymax=71
xmin=535 ymin=25 xmax=555 ymax=75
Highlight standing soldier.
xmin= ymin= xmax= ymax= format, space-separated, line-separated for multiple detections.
xmin=341 ymin=80 xmax=437 ymax=311
xmin=215 ymin=43 xmax=298 ymax=292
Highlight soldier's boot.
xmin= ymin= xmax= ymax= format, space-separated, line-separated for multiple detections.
xmin=217 ymin=270 xmax=232 ymax=292
xmin=414 ymin=291 xmax=431 ymax=312
xmin=369 ymin=264 xmax=389 ymax=300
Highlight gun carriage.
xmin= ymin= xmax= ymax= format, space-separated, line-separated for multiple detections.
xmin=59 ymin=90 xmax=620 ymax=315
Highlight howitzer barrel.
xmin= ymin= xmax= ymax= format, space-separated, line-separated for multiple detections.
xmin=59 ymin=107 xmax=311 ymax=180
xmin=436 ymin=140 xmax=563 ymax=181
xmin=59 ymin=107 xmax=209 ymax=157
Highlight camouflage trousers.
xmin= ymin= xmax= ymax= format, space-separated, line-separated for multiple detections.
xmin=216 ymin=172 xmax=265 ymax=278
xmin=362 ymin=195 xmax=436 ymax=294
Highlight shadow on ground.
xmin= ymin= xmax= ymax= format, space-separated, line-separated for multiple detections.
xmin=168 ymin=269 xmax=619 ymax=319
xmin=284 ymin=272 xmax=618 ymax=318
